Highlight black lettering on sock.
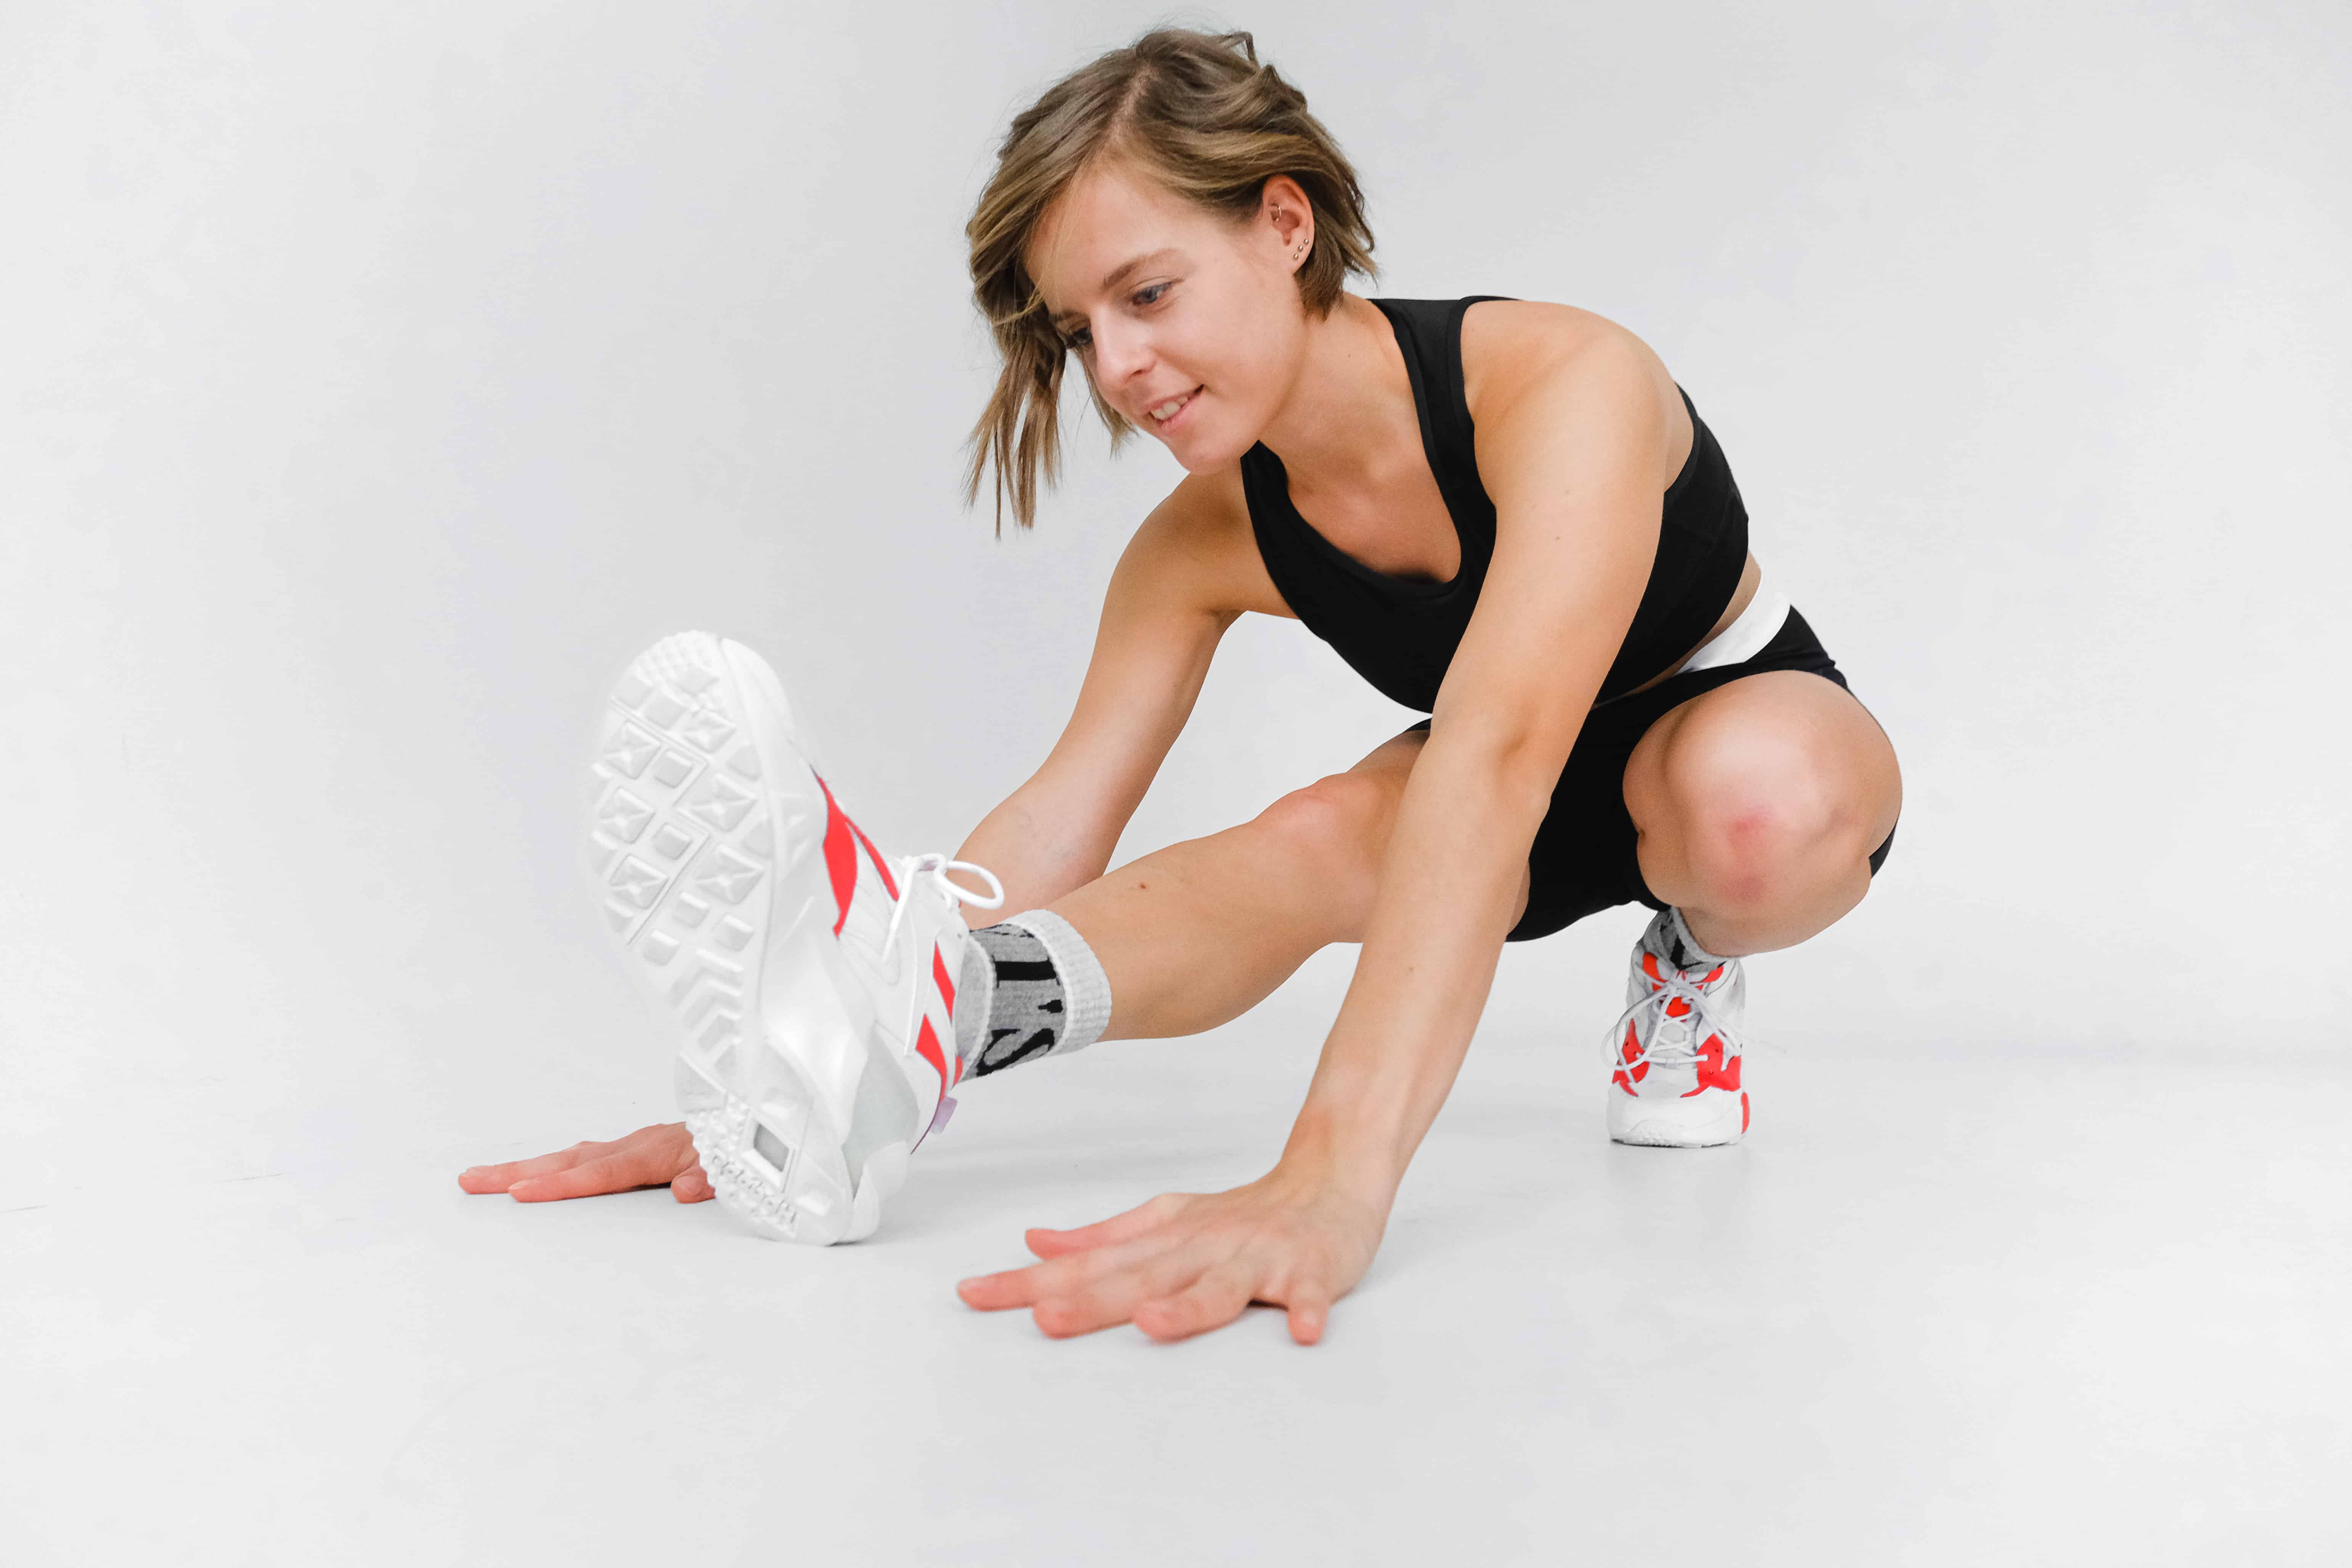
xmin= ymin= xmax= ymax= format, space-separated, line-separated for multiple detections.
xmin=966 ymin=921 xmax=1077 ymax=1081
xmin=975 ymin=1027 xmax=1056 ymax=1077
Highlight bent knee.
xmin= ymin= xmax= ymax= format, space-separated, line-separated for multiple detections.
xmin=1251 ymin=772 xmax=1393 ymax=880
xmin=1642 ymin=737 xmax=1879 ymax=908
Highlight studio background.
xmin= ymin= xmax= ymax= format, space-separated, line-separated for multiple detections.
xmin=4 ymin=2 xmax=2346 ymax=1562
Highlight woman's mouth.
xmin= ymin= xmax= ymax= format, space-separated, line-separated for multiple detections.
xmin=1144 ymin=387 xmax=1202 ymax=427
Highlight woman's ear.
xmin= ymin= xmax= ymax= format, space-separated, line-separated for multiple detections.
xmin=1260 ymin=174 xmax=1315 ymax=267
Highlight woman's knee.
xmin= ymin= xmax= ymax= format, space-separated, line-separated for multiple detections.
xmin=1249 ymin=771 xmax=1394 ymax=890
xmin=1640 ymin=722 xmax=1875 ymax=912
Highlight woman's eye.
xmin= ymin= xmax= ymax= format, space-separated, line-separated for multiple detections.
xmin=1066 ymin=327 xmax=1092 ymax=350
xmin=1133 ymin=283 xmax=1170 ymax=308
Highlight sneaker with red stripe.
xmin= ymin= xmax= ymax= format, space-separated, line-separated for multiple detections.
xmin=583 ymin=630 xmax=1002 ymax=1244
xmin=1605 ymin=943 xmax=1750 ymax=1147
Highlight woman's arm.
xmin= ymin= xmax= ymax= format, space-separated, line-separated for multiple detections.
xmin=1284 ymin=321 xmax=1667 ymax=1193
xmin=949 ymin=475 xmax=1276 ymax=915
xmin=957 ymin=318 xmax=1676 ymax=1341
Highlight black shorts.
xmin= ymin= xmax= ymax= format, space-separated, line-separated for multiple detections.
xmin=1409 ymin=604 xmax=1897 ymax=943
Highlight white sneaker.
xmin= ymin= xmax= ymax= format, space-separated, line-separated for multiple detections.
xmin=1605 ymin=943 xmax=1750 ymax=1147
xmin=582 ymin=630 xmax=1002 ymax=1243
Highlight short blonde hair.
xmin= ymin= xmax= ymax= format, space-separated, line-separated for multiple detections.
xmin=964 ymin=27 xmax=1377 ymax=532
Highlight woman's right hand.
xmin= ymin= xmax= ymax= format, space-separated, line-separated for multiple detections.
xmin=457 ymin=1122 xmax=712 ymax=1203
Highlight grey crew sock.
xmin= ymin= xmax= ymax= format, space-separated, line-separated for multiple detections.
xmin=952 ymin=908 xmax=1114 ymax=1079
xmin=1643 ymin=905 xmax=1729 ymax=974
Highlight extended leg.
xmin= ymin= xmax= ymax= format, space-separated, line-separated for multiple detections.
xmin=1034 ymin=728 xmax=1529 ymax=1042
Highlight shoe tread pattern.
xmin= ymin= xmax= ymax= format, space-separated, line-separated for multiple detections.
xmin=584 ymin=631 xmax=815 ymax=1239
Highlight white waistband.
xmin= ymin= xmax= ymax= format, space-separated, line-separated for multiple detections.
xmin=1670 ymin=578 xmax=1792 ymax=678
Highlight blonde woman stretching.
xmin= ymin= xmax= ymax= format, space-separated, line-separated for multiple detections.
xmin=459 ymin=29 xmax=1903 ymax=1347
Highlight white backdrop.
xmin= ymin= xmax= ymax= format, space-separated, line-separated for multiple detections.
xmin=4 ymin=0 xmax=2347 ymax=1203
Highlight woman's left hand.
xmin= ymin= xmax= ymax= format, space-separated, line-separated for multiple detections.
xmin=955 ymin=1164 xmax=1390 ymax=1345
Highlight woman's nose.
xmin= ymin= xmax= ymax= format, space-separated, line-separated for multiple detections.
xmin=1089 ymin=318 xmax=1152 ymax=384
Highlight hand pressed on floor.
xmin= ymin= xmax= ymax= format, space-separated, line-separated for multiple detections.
xmin=955 ymin=1169 xmax=1388 ymax=1345
xmin=456 ymin=1122 xmax=712 ymax=1203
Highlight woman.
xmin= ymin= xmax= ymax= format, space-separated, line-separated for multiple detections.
xmin=459 ymin=28 xmax=1902 ymax=1346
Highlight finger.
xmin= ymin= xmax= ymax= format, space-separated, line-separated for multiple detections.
xmin=1284 ymin=1288 xmax=1333 ymax=1347
xmin=508 ymin=1148 xmax=673 ymax=1202
xmin=458 ymin=1141 xmax=608 ymax=1194
xmin=1132 ymin=1264 xmax=1257 ymax=1345
xmin=958 ymin=1227 xmax=1191 ymax=1313
xmin=672 ymin=1163 xmax=713 ymax=1202
xmin=1028 ymin=1243 xmax=1220 ymax=1340
xmin=958 ymin=1241 xmax=1171 ymax=1313
xmin=1023 ymin=1193 xmax=1188 ymax=1259
xmin=955 ymin=1270 xmax=1038 ymax=1312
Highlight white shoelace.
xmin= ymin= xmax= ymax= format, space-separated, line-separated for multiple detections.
xmin=879 ymin=852 xmax=1006 ymax=962
xmin=1605 ymin=959 xmax=1746 ymax=1077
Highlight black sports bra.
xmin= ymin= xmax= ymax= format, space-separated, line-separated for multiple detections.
xmin=1239 ymin=295 xmax=1749 ymax=712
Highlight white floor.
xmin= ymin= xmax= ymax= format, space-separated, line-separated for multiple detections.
xmin=5 ymin=1020 xmax=2345 ymax=1566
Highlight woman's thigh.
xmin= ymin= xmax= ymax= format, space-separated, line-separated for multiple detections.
xmin=1072 ymin=723 xmax=1512 ymax=1042
xmin=1070 ymin=722 xmax=1438 ymax=967
xmin=1252 ymin=721 xmax=1536 ymax=939
xmin=1344 ymin=723 xmax=1429 ymax=791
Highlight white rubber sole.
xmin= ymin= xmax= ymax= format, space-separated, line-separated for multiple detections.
xmin=582 ymin=630 xmax=885 ymax=1245
xmin=1607 ymin=1085 xmax=1749 ymax=1148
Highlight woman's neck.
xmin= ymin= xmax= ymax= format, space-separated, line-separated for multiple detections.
xmin=1252 ymin=293 xmax=1423 ymax=500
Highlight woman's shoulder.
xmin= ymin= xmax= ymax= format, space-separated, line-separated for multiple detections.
xmin=1456 ymin=297 xmax=1668 ymax=414
xmin=1116 ymin=467 xmax=1293 ymax=620
xmin=1454 ymin=297 xmax=1690 ymax=489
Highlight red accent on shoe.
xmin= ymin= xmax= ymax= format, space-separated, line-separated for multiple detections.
xmin=1613 ymin=1022 xmax=1649 ymax=1093
xmin=815 ymin=771 xmax=900 ymax=933
xmin=815 ymin=773 xmax=858 ymax=936
xmin=1703 ymin=964 xmax=1725 ymax=984
xmin=932 ymin=945 xmax=965 ymax=1085
xmin=1682 ymin=1033 xmax=1743 ymax=1096
xmin=933 ymin=945 xmax=956 ymax=1014
xmin=1641 ymin=952 xmax=1664 ymax=985
xmin=1741 ymin=1091 xmax=1750 ymax=1132
xmin=848 ymin=819 xmax=898 ymax=900
xmin=915 ymin=1016 xmax=951 ymax=1097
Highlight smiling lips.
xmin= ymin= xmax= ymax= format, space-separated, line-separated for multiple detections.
xmin=1145 ymin=386 xmax=1202 ymax=424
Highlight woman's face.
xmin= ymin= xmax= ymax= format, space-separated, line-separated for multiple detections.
xmin=1025 ymin=160 xmax=1313 ymax=473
